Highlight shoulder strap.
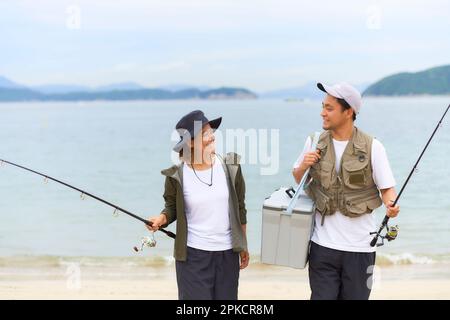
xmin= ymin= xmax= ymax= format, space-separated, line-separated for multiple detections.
xmin=286 ymin=131 xmax=321 ymax=214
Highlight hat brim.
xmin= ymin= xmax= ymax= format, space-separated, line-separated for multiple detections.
xmin=173 ymin=116 xmax=222 ymax=152
xmin=207 ymin=116 xmax=222 ymax=130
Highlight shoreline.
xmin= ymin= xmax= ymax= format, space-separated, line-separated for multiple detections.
xmin=1 ymin=251 xmax=448 ymax=268
xmin=2 ymin=259 xmax=450 ymax=300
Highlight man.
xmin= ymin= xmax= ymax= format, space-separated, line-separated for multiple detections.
xmin=292 ymin=82 xmax=400 ymax=300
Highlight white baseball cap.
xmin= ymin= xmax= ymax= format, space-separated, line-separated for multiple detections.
xmin=317 ymin=82 xmax=362 ymax=115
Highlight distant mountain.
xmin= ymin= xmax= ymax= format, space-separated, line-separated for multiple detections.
xmin=0 ymin=76 xmax=257 ymax=102
xmin=157 ymin=84 xmax=211 ymax=92
xmin=0 ymin=76 xmax=25 ymax=89
xmin=0 ymin=87 xmax=43 ymax=101
xmin=95 ymin=82 xmax=146 ymax=92
xmin=354 ymin=82 xmax=371 ymax=93
xmin=31 ymin=84 xmax=91 ymax=94
xmin=363 ymin=65 xmax=450 ymax=96
xmin=33 ymin=82 xmax=209 ymax=94
xmin=39 ymin=87 xmax=256 ymax=101
xmin=198 ymin=87 xmax=256 ymax=100
xmin=32 ymin=82 xmax=145 ymax=94
xmin=262 ymin=81 xmax=370 ymax=99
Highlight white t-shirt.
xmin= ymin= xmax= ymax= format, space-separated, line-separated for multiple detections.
xmin=293 ymin=135 xmax=396 ymax=253
xmin=183 ymin=158 xmax=232 ymax=251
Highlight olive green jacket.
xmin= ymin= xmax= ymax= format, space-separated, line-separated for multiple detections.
xmin=160 ymin=152 xmax=248 ymax=261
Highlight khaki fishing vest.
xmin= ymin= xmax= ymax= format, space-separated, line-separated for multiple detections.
xmin=306 ymin=127 xmax=383 ymax=225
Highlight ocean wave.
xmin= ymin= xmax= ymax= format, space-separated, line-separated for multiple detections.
xmin=375 ymin=253 xmax=439 ymax=266
xmin=247 ymin=253 xmax=448 ymax=267
xmin=1 ymin=252 xmax=449 ymax=268
xmin=0 ymin=255 xmax=175 ymax=268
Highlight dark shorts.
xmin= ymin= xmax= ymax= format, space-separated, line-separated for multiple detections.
xmin=308 ymin=241 xmax=376 ymax=300
xmin=175 ymin=246 xmax=240 ymax=300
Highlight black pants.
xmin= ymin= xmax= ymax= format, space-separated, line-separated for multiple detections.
xmin=308 ymin=242 xmax=376 ymax=300
xmin=175 ymin=246 xmax=240 ymax=300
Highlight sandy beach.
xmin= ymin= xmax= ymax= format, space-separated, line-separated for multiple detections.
xmin=1 ymin=257 xmax=449 ymax=300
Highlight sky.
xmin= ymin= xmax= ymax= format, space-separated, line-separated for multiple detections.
xmin=1 ymin=0 xmax=449 ymax=92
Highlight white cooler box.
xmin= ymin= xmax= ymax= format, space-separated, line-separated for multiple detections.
xmin=261 ymin=187 xmax=316 ymax=269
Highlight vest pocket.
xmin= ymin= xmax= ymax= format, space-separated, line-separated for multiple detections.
xmin=344 ymin=195 xmax=381 ymax=216
xmin=309 ymin=162 xmax=321 ymax=181
xmin=318 ymin=161 xmax=333 ymax=189
xmin=342 ymin=159 xmax=369 ymax=190
xmin=314 ymin=188 xmax=331 ymax=215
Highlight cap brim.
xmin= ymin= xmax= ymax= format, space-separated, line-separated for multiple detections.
xmin=317 ymin=82 xmax=343 ymax=99
xmin=317 ymin=82 xmax=326 ymax=93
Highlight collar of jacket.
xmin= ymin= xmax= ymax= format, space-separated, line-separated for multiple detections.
xmin=318 ymin=126 xmax=367 ymax=157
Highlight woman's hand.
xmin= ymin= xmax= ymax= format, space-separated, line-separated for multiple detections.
xmin=240 ymin=250 xmax=249 ymax=270
xmin=146 ymin=213 xmax=168 ymax=232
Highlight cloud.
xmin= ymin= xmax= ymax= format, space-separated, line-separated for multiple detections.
xmin=1 ymin=0 xmax=449 ymax=90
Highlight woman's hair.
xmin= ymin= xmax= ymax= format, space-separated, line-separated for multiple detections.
xmin=337 ymin=98 xmax=356 ymax=121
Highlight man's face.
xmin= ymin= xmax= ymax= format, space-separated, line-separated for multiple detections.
xmin=320 ymin=94 xmax=352 ymax=130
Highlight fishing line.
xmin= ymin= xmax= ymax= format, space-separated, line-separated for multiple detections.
xmin=0 ymin=159 xmax=176 ymax=251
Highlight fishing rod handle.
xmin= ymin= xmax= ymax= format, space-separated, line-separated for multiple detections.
xmin=370 ymin=236 xmax=378 ymax=247
xmin=370 ymin=215 xmax=390 ymax=247
xmin=160 ymin=229 xmax=176 ymax=239
xmin=144 ymin=218 xmax=176 ymax=239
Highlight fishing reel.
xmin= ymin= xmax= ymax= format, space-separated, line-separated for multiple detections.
xmin=370 ymin=224 xmax=399 ymax=247
xmin=133 ymin=232 xmax=157 ymax=252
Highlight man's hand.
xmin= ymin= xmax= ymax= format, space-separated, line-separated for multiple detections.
xmin=240 ymin=250 xmax=249 ymax=269
xmin=293 ymin=150 xmax=321 ymax=184
xmin=381 ymin=188 xmax=400 ymax=218
xmin=299 ymin=150 xmax=321 ymax=171
xmin=386 ymin=200 xmax=400 ymax=218
xmin=146 ymin=213 xmax=167 ymax=232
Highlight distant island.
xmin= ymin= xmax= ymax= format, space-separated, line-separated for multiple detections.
xmin=0 ymin=76 xmax=257 ymax=102
xmin=3 ymin=64 xmax=450 ymax=101
xmin=363 ymin=65 xmax=450 ymax=96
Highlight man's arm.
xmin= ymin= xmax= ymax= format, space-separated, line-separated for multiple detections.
xmin=292 ymin=166 xmax=307 ymax=185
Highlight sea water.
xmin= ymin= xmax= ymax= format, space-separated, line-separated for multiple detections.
xmin=0 ymin=97 xmax=449 ymax=266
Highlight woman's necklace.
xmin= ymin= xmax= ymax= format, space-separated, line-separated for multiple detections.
xmin=191 ymin=153 xmax=214 ymax=187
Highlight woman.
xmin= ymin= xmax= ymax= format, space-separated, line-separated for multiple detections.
xmin=148 ymin=109 xmax=249 ymax=300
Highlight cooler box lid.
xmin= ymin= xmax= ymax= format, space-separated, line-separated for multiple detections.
xmin=263 ymin=187 xmax=315 ymax=214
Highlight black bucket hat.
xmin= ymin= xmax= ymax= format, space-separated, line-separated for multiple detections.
xmin=173 ymin=110 xmax=222 ymax=152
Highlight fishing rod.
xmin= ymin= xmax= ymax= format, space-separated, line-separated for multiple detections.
xmin=370 ymin=104 xmax=450 ymax=247
xmin=0 ymin=158 xmax=176 ymax=251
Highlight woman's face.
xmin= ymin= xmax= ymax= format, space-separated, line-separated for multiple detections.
xmin=188 ymin=123 xmax=215 ymax=163
xmin=200 ymin=123 xmax=215 ymax=152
